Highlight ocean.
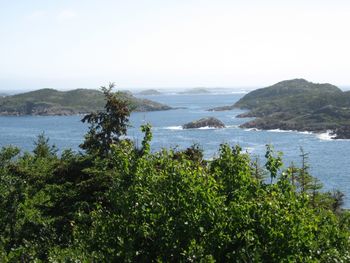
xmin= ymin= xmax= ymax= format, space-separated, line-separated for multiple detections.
xmin=1 ymin=92 xmax=350 ymax=206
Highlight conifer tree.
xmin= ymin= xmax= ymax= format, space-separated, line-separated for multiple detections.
xmin=80 ymin=83 xmax=131 ymax=156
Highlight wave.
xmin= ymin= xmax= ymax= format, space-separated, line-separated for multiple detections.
xmin=198 ymin=125 xmax=239 ymax=130
xmin=243 ymin=128 xmax=315 ymax=136
xmin=268 ymin=129 xmax=294 ymax=133
xmin=163 ymin=125 xmax=237 ymax=131
xmin=244 ymin=128 xmax=261 ymax=132
xmin=316 ymin=131 xmax=336 ymax=141
xmin=198 ymin=126 xmax=217 ymax=130
xmin=163 ymin=126 xmax=183 ymax=130
xmin=298 ymin=131 xmax=313 ymax=135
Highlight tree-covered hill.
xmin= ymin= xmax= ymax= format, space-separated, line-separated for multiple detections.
xmin=212 ymin=79 xmax=350 ymax=138
xmin=234 ymin=79 xmax=344 ymax=114
xmin=178 ymin=87 xmax=211 ymax=94
xmin=137 ymin=89 xmax=162 ymax=95
xmin=0 ymin=88 xmax=172 ymax=115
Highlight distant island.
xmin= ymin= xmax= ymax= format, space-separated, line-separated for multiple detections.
xmin=137 ymin=89 xmax=162 ymax=95
xmin=211 ymin=79 xmax=350 ymax=139
xmin=178 ymin=88 xmax=211 ymax=94
xmin=0 ymin=88 xmax=172 ymax=116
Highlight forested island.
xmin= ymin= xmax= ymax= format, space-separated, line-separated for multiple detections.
xmin=178 ymin=87 xmax=211 ymax=94
xmin=137 ymin=89 xmax=162 ymax=95
xmin=1 ymin=85 xmax=350 ymax=262
xmin=211 ymin=79 xmax=350 ymax=139
xmin=0 ymin=87 xmax=171 ymax=116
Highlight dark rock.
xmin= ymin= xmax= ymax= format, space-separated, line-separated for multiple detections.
xmin=332 ymin=126 xmax=350 ymax=139
xmin=183 ymin=117 xmax=225 ymax=129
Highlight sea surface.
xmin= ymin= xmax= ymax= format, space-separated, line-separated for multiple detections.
xmin=1 ymin=93 xmax=350 ymax=206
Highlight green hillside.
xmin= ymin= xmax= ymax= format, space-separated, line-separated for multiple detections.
xmin=137 ymin=89 xmax=162 ymax=95
xmin=179 ymin=87 xmax=211 ymax=94
xmin=213 ymin=79 xmax=350 ymax=138
xmin=0 ymin=88 xmax=171 ymax=115
xmin=234 ymin=79 xmax=349 ymax=115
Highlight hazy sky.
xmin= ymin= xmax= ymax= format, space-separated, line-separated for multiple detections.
xmin=1 ymin=0 xmax=350 ymax=90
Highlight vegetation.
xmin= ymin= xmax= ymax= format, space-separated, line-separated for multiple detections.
xmin=179 ymin=88 xmax=211 ymax=94
xmin=183 ymin=117 xmax=225 ymax=129
xmin=0 ymin=85 xmax=171 ymax=116
xmin=211 ymin=79 xmax=350 ymax=139
xmin=137 ymin=89 xmax=162 ymax=95
xmin=1 ymin=85 xmax=350 ymax=262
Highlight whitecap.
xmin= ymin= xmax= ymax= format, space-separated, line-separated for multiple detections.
xmin=164 ymin=126 xmax=183 ymax=130
xmin=316 ymin=130 xmax=336 ymax=141
xmin=244 ymin=128 xmax=260 ymax=132
xmin=267 ymin=129 xmax=314 ymax=135
xmin=298 ymin=131 xmax=313 ymax=135
xmin=198 ymin=126 xmax=217 ymax=130
xmin=268 ymin=129 xmax=293 ymax=133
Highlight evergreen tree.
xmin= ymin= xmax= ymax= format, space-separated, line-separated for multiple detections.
xmin=80 ymin=83 xmax=131 ymax=156
xmin=33 ymin=133 xmax=57 ymax=158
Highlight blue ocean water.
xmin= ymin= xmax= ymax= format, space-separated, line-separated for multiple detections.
xmin=1 ymin=93 xmax=350 ymax=206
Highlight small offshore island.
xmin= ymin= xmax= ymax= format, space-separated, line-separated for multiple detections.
xmin=211 ymin=79 xmax=350 ymax=139
xmin=0 ymin=88 xmax=172 ymax=116
xmin=178 ymin=87 xmax=211 ymax=94
xmin=183 ymin=117 xmax=225 ymax=129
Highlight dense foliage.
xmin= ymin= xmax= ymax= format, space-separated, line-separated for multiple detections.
xmin=1 ymin=86 xmax=350 ymax=262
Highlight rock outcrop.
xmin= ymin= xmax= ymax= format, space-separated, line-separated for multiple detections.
xmin=183 ymin=117 xmax=225 ymax=129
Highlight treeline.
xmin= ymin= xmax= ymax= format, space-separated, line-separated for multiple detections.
xmin=1 ymin=84 xmax=350 ymax=262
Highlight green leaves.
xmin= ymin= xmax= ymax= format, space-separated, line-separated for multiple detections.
xmin=80 ymin=83 xmax=131 ymax=156
xmin=265 ymin=144 xmax=283 ymax=184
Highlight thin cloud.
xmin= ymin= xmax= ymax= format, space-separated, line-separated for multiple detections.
xmin=57 ymin=9 xmax=77 ymax=21
xmin=27 ymin=10 xmax=47 ymax=21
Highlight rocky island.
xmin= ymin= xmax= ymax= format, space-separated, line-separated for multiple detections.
xmin=137 ymin=89 xmax=162 ymax=95
xmin=183 ymin=117 xmax=225 ymax=129
xmin=212 ymin=79 xmax=350 ymax=139
xmin=179 ymin=88 xmax=211 ymax=95
xmin=0 ymin=88 xmax=172 ymax=116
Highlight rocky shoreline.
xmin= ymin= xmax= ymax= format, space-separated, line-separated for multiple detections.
xmin=211 ymin=79 xmax=350 ymax=139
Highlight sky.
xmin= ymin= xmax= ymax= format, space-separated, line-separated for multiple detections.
xmin=1 ymin=0 xmax=350 ymax=91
